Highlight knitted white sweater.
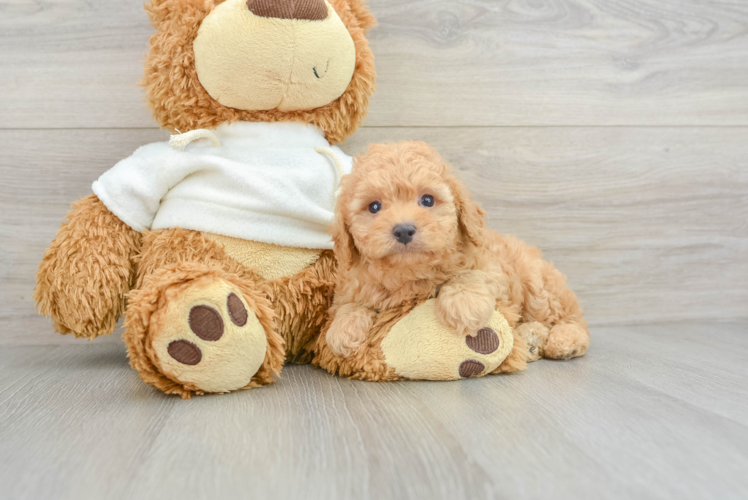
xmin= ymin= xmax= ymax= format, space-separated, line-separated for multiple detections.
xmin=92 ymin=122 xmax=352 ymax=249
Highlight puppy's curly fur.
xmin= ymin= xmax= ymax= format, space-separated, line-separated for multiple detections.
xmin=326 ymin=141 xmax=590 ymax=363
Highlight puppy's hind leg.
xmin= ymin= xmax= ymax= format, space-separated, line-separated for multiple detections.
xmin=529 ymin=261 xmax=590 ymax=361
xmin=514 ymin=322 xmax=549 ymax=362
xmin=545 ymin=323 xmax=589 ymax=360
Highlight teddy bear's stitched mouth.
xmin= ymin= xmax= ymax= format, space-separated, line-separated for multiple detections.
xmin=313 ymin=59 xmax=331 ymax=79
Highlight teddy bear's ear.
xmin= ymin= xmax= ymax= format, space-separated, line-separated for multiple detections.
xmin=145 ymin=0 xmax=216 ymax=28
xmin=343 ymin=0 xmax=377 ymax=33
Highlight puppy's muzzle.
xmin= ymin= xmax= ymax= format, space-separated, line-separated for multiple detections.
xmin=393 ymin=224 xmax=417 ymax=245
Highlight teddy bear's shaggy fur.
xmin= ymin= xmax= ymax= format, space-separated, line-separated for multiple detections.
xmin=315 ymin=142 xmax=589 ymax=380
xmin=34 ymin=0 xmax=377 ymax=398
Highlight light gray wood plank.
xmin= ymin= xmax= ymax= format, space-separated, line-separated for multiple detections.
xmin=2 ymin=0 xmax=748 ymax=129
xmin=0 ymin=323 xmax=747 ymax=500
xmin=591 ymin=322 xmax=748 ymax=425
xmin=0 ymin=129 xmax=169 ymax=345
xmin=2 ymin=127 xmax=745 ymax=344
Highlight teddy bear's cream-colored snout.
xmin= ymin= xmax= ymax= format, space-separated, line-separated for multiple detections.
xmin=194 ymin=0 xmax=356 ymax=112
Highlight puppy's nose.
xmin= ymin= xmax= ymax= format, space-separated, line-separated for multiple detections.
xmin=393 ymin=224 xmax=417 ymax=245
xmin=246 ymin=0 xmax=328 ymax=21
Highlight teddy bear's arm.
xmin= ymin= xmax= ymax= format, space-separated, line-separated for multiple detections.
xmin=34 ymin=194 xmax=142 ymax=339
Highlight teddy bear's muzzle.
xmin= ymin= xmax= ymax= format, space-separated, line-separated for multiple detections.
xmin=246 ymin=0 xmax=328 ymax=21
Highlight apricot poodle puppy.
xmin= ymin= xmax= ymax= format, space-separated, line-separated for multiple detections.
xmin=325 ymin=141 xmax=590 ymax=364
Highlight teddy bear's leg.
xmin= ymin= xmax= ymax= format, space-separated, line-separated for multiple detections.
xmin=315 ymin=299 xmax=522 ymax=381
xmin=123 ymin=229 xmax=284 ymax=398
xmin=125 ymin=263 xmax=284 ymax=398
xmin=266 ymin=251 xmax=337 ymax=364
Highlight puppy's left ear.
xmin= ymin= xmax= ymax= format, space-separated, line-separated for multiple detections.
xmin=446 ymin=174 xmax=487 ymax=248
xmin=330 ymin=175 xmax=360 ymax=273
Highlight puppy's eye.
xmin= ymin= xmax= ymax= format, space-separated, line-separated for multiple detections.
xmin=420 ymin=195 xmax=435 ymax=207
xmin=368 ymin=201 xmax=382 ymax=214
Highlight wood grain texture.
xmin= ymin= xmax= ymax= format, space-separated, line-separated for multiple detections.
xmin=1 ymin=0 xmax=748 ymax=128
xmin=0 ymin=323 xmax=746 ymax=500
xmin=2 ymin=127 xmax=745 ymax=344
xmin=2 ymin=0 xmax=747 ymax=498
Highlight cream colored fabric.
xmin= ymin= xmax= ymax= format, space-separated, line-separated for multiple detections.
xmin=381 ymin=299 xmax=514 ymax=380
xmin=168 ymin=129 xmax=222 ymax=151
xmin=194 ymin=0 xmax=356 ymax=112
xmin=93 ymin=121 xmax=353 ymax=249
xmin=207 ymin=234 xmax=323 ymax=280
xmin=151 ymin=278 xmax=267 ymax=393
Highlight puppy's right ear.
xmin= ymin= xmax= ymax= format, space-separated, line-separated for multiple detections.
xmin=445 ymin=172 xmax=487 ymax=248
xmin=331 ymin=175 xmax=360 ymax=274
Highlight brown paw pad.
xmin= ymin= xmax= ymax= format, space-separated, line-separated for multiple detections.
xmin=168 ymin=340 xmax=202 ymax=366
xmin=227 ymin=293 xmax=248 ymax=327
xmin=466 ymin=327 xmax=500 ymax=354
xmin=189 ymin=305 xmax=224 ymax=341
xmin=459 ymin=359 xmax=485 ymax=378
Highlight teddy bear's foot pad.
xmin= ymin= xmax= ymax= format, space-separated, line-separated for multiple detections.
xmin=458 ymin=327 xmax=503 ymax=377
xmin=466 ymin=327 xmax=501 ymax=354
xmin=165 ymin=294 xmax=247 ymax=365
xmin=459 ymin=359 xmax=485 ymax=377
xmin=167 ymin=340 xmax=202 ymax=365
xmin=150 ymin=279 xmax=268 ymax=393
xmin=380 ymin=299 xmax=514 ymax=381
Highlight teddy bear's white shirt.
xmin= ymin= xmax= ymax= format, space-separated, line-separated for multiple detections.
xmin=92 ymin=121 xmax=352 ymax=249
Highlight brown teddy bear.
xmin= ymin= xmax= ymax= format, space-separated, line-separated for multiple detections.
xmin=34 ymin=0 xmax=377 ymax=398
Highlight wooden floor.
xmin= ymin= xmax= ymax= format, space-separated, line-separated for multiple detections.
xmin=1 ymin=0 xmax=747 ymax=498
xmin=1 ymin=322 xmax=746 ymax=500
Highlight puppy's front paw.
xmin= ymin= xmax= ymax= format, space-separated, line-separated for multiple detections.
xmin=325 ymin=305 xmax=375 ymax=357
xmin=436 ymin=281 xmax=495 ymax=337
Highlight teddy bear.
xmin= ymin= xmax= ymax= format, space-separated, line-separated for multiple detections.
xmin=34 ymin=0 xmax=586 ymax=398
xmin=34 ymin=0 xmax=378 ymax=398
